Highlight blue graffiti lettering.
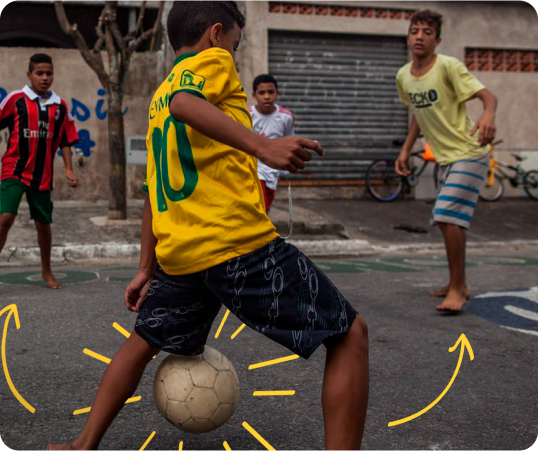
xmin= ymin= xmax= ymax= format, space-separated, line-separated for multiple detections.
xmin=95 ymin=89 xmax=107 ymax=120
xmin=73 ymin=129 xmax=96 ymax=157
xmin=71 ymin=98 xmax=91 ymax=122
xmin=95 ymin=89 xmax=129 ymax=120
xmin=0 ymin=87 xmax=7 ymax=103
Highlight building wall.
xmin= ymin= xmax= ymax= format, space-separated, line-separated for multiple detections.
xmin=1 ymin=2 xmax=536 ymax=200
xmin=0 ymin=47 xmax=161 ymax=201
xmin=239 ymin=1 xmax=538 ymax=197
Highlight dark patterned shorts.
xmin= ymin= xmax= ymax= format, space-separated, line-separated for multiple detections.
xmin=135 ymin=238 xmax=359 ymax=359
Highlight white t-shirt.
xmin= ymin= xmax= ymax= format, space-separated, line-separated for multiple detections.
xmin=249 ymin=104 xmax=295 ymax=190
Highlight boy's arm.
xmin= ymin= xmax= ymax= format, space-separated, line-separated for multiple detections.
xmin=60 ymin=146 xmax=78 ymax=187
xmin=395 ymin=115 xmax=421 ymax=176
xmin=470 ymin=88 xmax=497 ymax=146
xmin=170 ymin=92 xmax=323 ymax=173
xmin=124 ymin=193 xmax=157 ymax=313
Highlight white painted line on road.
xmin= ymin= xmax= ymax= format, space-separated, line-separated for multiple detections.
xmin=504 ymin=305 xmax=538 ymax=322
xmin=501 ymin=326 xmax=538 ymax=337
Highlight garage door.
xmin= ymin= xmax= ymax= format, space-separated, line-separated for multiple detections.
xmin=269 ymin=30 xmax=408 ymax=182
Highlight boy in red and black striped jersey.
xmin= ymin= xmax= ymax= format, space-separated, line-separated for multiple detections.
xmin=0 ymin=53 xmax=79 ymax=289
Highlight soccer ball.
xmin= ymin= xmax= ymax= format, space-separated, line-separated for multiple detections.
xmin=153 ymin=346 xmax=240 ymax=433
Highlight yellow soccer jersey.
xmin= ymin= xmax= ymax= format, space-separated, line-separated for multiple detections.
xmin=144 ymin=48 xmax=278 ymax=275
xmin=396 ymin=54 xmax=489 ymax=165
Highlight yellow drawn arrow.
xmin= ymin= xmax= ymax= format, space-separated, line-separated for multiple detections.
xmin=388 ymin=333 xmax=474 ymax=427
xmin=0 ymin=304 xmax=36 ymax=413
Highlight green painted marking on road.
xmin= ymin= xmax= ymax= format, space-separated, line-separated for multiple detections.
xmin=315 ymin=255 xmax=538 ymax=274
xmin=107 ymin=276 xmax=133 ymax=282
xmin=0 ymin=271 xmax=98 ymax=286
xmin=100 ymin=266 xmax=138 ymax=272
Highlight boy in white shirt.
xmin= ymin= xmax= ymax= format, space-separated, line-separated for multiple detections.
xmin=249 ymin=74 xmax=295 ymax=213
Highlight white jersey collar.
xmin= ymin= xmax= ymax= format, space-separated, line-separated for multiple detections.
xmin=22 ymin=85 xmax=61 ymax=105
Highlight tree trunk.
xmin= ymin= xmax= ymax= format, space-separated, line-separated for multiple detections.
xmin=107 ymin=85 xmax=126 ymax=220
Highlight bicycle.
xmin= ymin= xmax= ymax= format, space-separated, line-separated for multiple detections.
xmin=480 ymin=140 xmax=538 ymax=201
xmin=366 ymin=146 xmax=439 ymax=202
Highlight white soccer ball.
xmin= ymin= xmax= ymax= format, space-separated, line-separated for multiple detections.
xmin=153 ymin=346 xmax=240 ymax=433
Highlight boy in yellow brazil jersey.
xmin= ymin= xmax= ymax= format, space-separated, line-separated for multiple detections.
xmin=395 ymin=10 xmax=497 ymax=313
xmin=47 ymin=2 xmax=369 ymax=449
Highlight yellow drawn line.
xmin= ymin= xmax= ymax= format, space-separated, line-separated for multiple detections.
xmin=249 ymin=354 xmax=299 ymax=370
xmin=140 ymin=431 xmax=155 ymax=450
xmin=0 ymin=304 xmax=36 ymax=413
xmin=253 ymin=391 xmax=295 ymax=396
xmin=242 ymin=421 xmax=274 ymax=450
xmin=223 ymin=441 xmax=231 ymax=450
xmin=83 ymin=348 xmax=111 ymax=364
xmin=113 ymin=322 xmax=131 ymax=338
xmin=178 ymin=441 xmax=183 ymax=450
xmin=215 ymin=310 xmax=230 ymax=338
xmin=231 ymin=323 xmax=246 ymax=340
xmin=73 ymin=396 xmax=141 ymax=415
xmin=388 ymin=334 xmax=474 ymax=427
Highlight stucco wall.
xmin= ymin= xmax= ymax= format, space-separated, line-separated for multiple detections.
xmin=0 ymin=47 xmax=160 ymax=201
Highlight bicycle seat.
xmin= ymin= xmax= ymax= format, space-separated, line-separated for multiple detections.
xmin=511 ymin=153 xmax=526 ymax=162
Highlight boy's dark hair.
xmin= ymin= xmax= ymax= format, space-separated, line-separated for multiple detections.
xmin=28 ymin=53 xmax=53 ymax=72
xmin=253 ymin=74 xmax=278 ymax=92
xmin=167 ymin=1 xmax=245 ymax=51
xmin=410 ymin=10 xmax=443 ymax=39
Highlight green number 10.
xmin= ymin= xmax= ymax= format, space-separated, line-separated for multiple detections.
xmin=152 ymin=116 xmax=198 ymax=212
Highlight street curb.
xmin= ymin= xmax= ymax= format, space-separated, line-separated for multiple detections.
xmin=2 ymin=239 xmax=537 ymax=265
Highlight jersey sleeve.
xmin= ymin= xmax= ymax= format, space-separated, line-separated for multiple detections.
xmin=285 ymin=113 xmax=295 ymax=137
xmin=396 ymin=74 xmax=411 ymax=106
xmin=59 ymin=111 xmax=79 ymax=147
xmin=0 ymin=92 xmax=17 ymax=130
xmin=170 ymin=49 xmax=234 ymax=106
xmin=446 ymin=58 xmax=485 ymax=103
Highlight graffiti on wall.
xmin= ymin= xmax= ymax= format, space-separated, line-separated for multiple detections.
xmin=0 ymin=88 xmax=129 ymax=157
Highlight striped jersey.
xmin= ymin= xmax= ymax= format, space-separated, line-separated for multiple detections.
xmin=0 ymin=85 xmax=79 ymax=191
xmin=248 ymin=104 xmax=295 ymax=190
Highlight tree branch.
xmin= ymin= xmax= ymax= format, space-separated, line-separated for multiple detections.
xmin=127 ymin=1 xmax=164 ymax=56
xmin=125 ymin=1 xmax=146 ymax=42
xmin=54 ymin=1 xmax=109 ymax=87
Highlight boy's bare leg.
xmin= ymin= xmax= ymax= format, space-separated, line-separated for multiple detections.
xmin=47 ymin=331 xmax=158 ymax=450
xmin=435 ymin=222 xmax=468 ymax=311
xmin=0 ymin=213 xmax=15 ymax=252
xmin=322 ymin=315 xmax=369 ymax=450
xmin=35 ymin=221 xmax=61 ymax=289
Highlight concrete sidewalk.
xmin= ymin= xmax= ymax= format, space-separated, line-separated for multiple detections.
xmin=1 ymin=194 xmax=537 ymax=264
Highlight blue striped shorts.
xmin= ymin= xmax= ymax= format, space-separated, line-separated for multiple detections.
xmin=431 ymin=152 xmax=489 ymax=229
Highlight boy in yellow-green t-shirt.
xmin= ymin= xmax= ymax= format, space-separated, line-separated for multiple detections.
xmin=395 ymin=10 xmax=497 ymax=313
xmin=47 ymin=3 xmax=369 ymax=450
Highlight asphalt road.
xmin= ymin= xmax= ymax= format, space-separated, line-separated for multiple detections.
xmin=0 ymin=251 xmax=537 ymax=450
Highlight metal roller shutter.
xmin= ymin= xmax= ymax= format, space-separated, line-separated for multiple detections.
xmin=268 ymin=30 xmax=408 ymax=182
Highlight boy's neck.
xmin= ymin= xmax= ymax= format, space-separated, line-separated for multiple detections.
xmin=412 ymin=52 xmax=437 ymax=70
xmin=30 ymin=85 xmax=50 ymax=97
xmin=255 ymin=104 xmax=277 ymax=115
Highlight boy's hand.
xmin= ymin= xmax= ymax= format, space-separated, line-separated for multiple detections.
xmin=65 ymin=169 xmax=78 ymax=187
xmin=470 ymin=112 xmax=496 ymax=146
xmin=395 ymin=151 xmax=411 ymax=176
xmin=256 ymin=137 xmax=323 ymax=173
xmin=124 ymin=271 xmax=152 ymax=313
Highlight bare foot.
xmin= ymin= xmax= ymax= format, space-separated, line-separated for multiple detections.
xmin=46 ymin=442 xmax=72 ymax=450
xmin=43 ymin=272 xmax=62 ymax=289
xmin=430 ymin=285 xmax=470 ymax=299
xmin=436 ymin=289 xmax=468 ymax=313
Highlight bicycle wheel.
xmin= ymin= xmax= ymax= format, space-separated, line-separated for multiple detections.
xmin=479 ymin=170 xmax=504 ymax=201
xmin=523 ymin=170 xmax=538 ymax=200
xmin=366 ymin=159 xmax=403 ymax=202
